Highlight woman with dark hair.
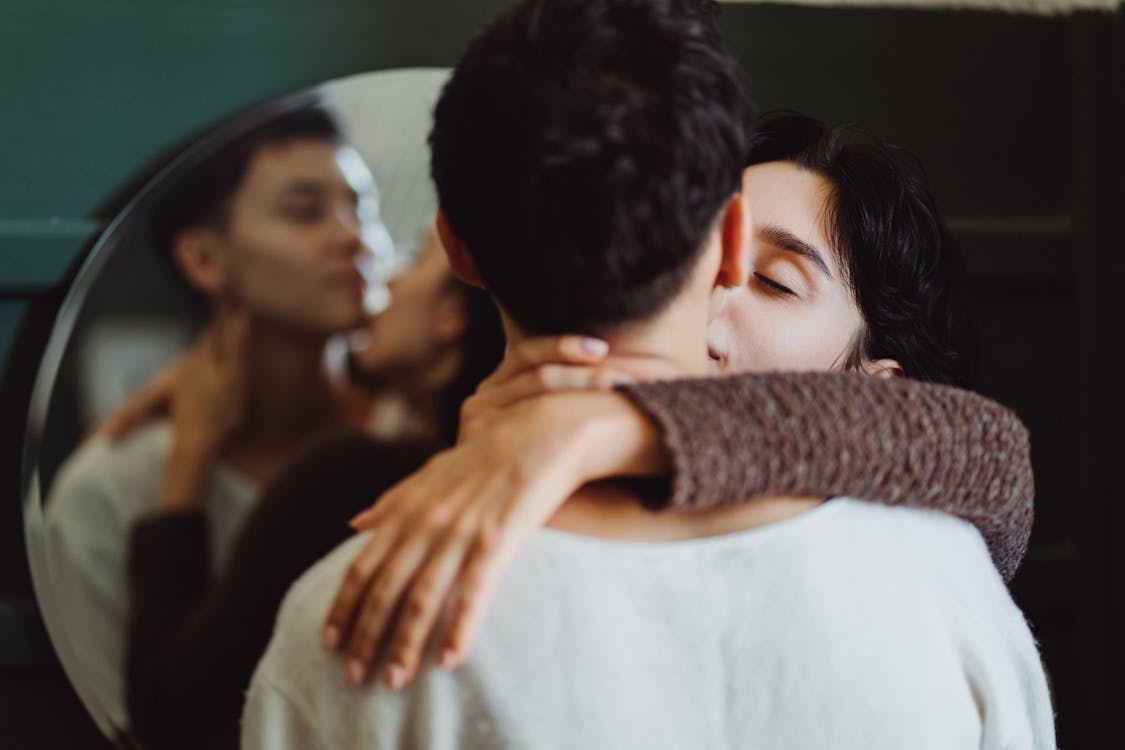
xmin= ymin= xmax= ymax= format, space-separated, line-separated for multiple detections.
xmin=323 ymin=112 xmax=1034 ymax=695
xmin=716 ymin=111 xmax=977 ymax=386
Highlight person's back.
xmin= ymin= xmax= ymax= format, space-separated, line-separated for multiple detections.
xmin=245 ymin=498 xmax=1052 ymax=749
xmin=242 ymin=1 xmax=1053 ymax=747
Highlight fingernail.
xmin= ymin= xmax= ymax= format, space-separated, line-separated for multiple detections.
xmin=439 ymin=648 xmax=458 ymax=668
xmin=386 ymin=663 xmax=407 ymax=691
xmin=347 ymin=659 xmax=367 ymax=686
xmin=579 ymin=337 xmax=608 ymax=356
xmin=322 ymin=625 xmax=341 ymax=651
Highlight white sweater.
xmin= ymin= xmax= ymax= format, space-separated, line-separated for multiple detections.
xmin=243 ymin=498 xmax=1055 ymax=750
xmin=43 ymin=421 xmax=257 ymax=736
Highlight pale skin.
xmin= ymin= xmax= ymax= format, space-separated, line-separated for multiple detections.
xmin=322 ymin=161 xmax=904 ymax=690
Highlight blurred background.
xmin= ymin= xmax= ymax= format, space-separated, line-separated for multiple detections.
xmin=1 ymin=1 xmax=1121 ymax=747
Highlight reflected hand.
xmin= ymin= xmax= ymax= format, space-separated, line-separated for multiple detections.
xmin=321 ymin=335 xmax=667 ymax=690
xmin=100 ymin=358 xmax=186 ymax=442
xmin=99 ymin=309 xmax=250 ymax=445
xmin=168 ymin=307 xmax=250 ymax=457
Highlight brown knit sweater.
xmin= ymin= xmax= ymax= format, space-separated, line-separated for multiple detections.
xmin=619 ymin=372 xmax=1033 ymax=582
xmin=124 ymin=371 xmax=1032 ymax=750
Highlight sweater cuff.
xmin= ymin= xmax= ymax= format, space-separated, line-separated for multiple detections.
xmin=615 ymin=381 xmax=698 ymax=510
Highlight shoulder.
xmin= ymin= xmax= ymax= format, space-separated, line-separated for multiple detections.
xmin=815 ymin=499 xmax=1027 ymax=634
xmin=826 ymin=497 xmax=995 ymax=565
xmin=45 ymin=421 xmax=172 ymax=534
xmin=257 ymin=534 xmax=370 ymax=679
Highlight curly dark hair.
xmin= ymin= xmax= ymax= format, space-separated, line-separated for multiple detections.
xmin=429 ymin=0 xmax=753 ymax=336
xmin=746 ymin=112 xmax=979 ymax=387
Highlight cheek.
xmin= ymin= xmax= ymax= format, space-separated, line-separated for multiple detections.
xmin=228 ymin=239 xmax=313 ymax=305
xmin=715 ymin=290 xmax=860 ymax=373
xmin=224 ymin=225 xmax=363 ymax=331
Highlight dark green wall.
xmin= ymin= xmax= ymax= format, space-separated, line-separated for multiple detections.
xmin=1 ymin=2 xmax=1121 ymax=748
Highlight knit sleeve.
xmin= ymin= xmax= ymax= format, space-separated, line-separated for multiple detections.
xmin=616 ymin=372 xmax=1033 ymax=582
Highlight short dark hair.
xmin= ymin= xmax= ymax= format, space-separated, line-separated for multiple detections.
xmin=429 ymin=0 xmax=752 ymax=335
xmin=148 ymin=103 xmax=341 ymax=274
xmin=746 ymin=112 xmax=979 ymax=387
xmin=434 ymin=277 xmax=506 ymax=444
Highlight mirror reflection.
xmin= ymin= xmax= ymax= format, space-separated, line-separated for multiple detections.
xmin=26 ymin=68 xmax=499 ymax=745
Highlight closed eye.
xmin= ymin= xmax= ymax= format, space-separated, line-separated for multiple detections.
xmin=754 ymin=273 xmax=796 ymax=297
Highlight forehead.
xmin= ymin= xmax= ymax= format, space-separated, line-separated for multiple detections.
xmin=237 ymin=138 xmax=350 ymax=197
xmin=742 ymin=161 xmax=834 ymax=250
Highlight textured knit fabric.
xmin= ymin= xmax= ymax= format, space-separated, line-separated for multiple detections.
xmin=125 ymin=432 xmax=436 ymax=750
xmin=619 ymin=372 xmax=1033 ymax=581
xmin=242 ymin=499 xmax=1055 ymax=750
xmin=42 ymin=421 xmax=257 ymax=737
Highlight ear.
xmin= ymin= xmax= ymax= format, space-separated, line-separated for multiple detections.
xmin=862 ymin=358 xmax=905 ymax=379
xmin=435 ymin=210 xmax=485 ymax=289
xmin=715 ymin=192 xmax=750 ymax=290
xmin=171 ymin=227 xmax=226 ymax=298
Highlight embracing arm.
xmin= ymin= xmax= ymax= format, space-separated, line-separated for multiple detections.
xmin=618 ymin=371 xmax=1033 ymax=581
xmin=329 ymin=340 xmax=1035 ymax=688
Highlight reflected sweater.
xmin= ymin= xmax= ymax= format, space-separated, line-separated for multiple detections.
xmin=126 ymin=371 xmax=1033 ymax=750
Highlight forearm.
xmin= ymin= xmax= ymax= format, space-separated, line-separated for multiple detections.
xmin=616 ymin=372 xmax=1034 ymax=581
xmin=159 ymin=436 xmax=216 ymax=512
xmin=126 ymin=513 xmax=217 ymax=745
xmin=128 ymin=432 xmax=436 ymax=747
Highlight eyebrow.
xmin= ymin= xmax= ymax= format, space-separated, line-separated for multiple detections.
xmin=278 ymin=180 xmax=359 ymax=204
xmin=759 ymin=224 xmax=833 ymax=280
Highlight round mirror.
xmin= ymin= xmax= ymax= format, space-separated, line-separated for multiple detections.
xmin=21 ymin=67 xmax=451 ymax=740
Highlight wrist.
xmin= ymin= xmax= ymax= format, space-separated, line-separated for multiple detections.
xmin=171 ymin=421 xmax=226 ymax=459
xmin=160 ymin=436 xmax=218 ymax=511
xmin=567 ymin=391 xmax=670 ymax=482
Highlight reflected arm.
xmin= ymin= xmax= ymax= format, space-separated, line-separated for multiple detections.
xmin=125 ymin=432 xmax=436 ymax=750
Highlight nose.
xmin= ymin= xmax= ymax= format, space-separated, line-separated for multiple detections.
xmin=334 ymin=203 xmax=365 ymax=256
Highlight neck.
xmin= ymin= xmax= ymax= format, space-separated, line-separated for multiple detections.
xmin=233 ymin=320 xmax=343 ymax=451
xmin=503 ymin=302 xmax=713 ymax=383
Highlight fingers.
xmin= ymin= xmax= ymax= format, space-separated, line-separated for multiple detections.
xmin=104 ymin=386 xmax=168 ymax=440
xmin=349 ymin=463 xmax=433 ymax=531
xmin=381 ymin=530 xmax=474 ymax=689
xmin=495 ymin=366 xmax=634 ymax=406
xmin=321 ymin=530 xmax=398 ymax=655
xmin=104 ymin=361 xmax=182 ymax=440
xmin=439 ymin=534 xmax=512 ymax=668
xmin=460 ymin=365 xmax=635 ymax=441
xmin=483 ymin=335 xmax=608 ymax=389
xmin=342 ymin=538 xmax=433 ymax=686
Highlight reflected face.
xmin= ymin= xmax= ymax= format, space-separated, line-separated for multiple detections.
xmin=707 ymin=161 xmax=863 ymax=374
xmin=213 ymin=138 xmax=375 ymax=337
xmin=352 ymin=228 xmax=461 ymax=383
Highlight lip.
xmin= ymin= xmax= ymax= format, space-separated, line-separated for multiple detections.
xmin=329 ymin=268 xmax=368 ymax=291
xmin=706 ymin=338 xmax=729 ymax=373
xmin=707 ymin=341 xmax=724 ymax=363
